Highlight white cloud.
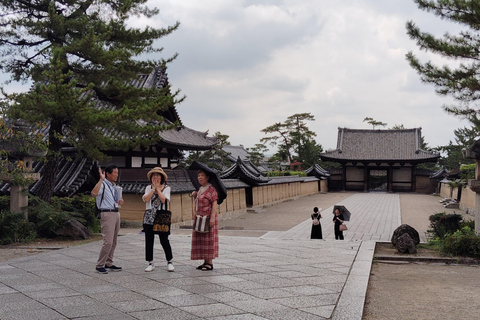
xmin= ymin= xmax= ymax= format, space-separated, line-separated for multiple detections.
xmin=1 ymin=0 xmax=472 ymax=154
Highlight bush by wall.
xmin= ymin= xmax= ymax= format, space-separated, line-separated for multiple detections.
xmin=28 ymin=195 xmax=100 ymax=237
xmin=427 ymin=212 xmax=464 ymax=239
xmin=0 ymin=194 xmax=99 ymax=244
xmin=427 ymin=212 xmax=480 ymax=259
xmin=440 ymin=227 xmax=480 ymax=258
xmin=267 ymin=170 xmax=307 ymax=177
xmin=0 ymin=211 xmax=36 ymax=245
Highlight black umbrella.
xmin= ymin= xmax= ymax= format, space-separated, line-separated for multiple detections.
xmin=332 ymin=204 xmax=351 ymax=221
xmin=187 ymin=161 xmax=227 ymax=205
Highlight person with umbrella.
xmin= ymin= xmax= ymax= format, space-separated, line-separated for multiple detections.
xmin=190 ymin=166 xmax=220 ymax=271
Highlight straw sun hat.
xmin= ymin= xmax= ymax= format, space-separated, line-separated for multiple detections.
xmin=147 ymin=167 xmax=168 ymax=181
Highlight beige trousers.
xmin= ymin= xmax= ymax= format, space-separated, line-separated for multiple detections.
xmin=96 ymin=211 xmax=120 ymax=268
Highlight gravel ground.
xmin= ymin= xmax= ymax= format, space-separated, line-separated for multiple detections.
xmin=363 ymin=193 xmax=480 ymax=320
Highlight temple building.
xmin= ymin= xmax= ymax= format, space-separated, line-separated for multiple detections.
xmin=319 ymin=128 xmax=440 ymax=193
xmin=0 ymin=67 xmax=216 ymax=199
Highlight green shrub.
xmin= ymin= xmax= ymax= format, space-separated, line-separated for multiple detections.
xmin=427 ymin=212 xmax=464 ymax=239
xmin=440 ymin=227 xmax=480 ymax=258
xmin=0 ymin=196 xmax=9 ymax=211
xmin=50 ymin=195 xmax=99 ymax=232
xmin=461 ymin=219 xmax=475 ymax=230
xmin=28 ymin=199 xmax=73 ymax=238
xmin=267 ymin=170 xmax=307 ymax=177
xmin=28 ymin=195 xmax=100 ymax=237
xmin=0 ymin=211 xmax=36 ymax=245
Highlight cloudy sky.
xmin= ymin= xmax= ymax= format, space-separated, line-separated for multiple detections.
xmin=2 ymin=0 xmax=470 ymax=154
xmin=135 ymin=0 xmax=469 ymax=153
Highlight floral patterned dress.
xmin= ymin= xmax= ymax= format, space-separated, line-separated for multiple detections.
xmin=191 ymin=184 xmax=219 ymax=260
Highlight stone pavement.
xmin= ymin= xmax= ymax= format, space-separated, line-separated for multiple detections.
xmin=0 ymin=193 xmax=413 ymax=320
xmin=261 ymin=193 xmax=401 ymax=242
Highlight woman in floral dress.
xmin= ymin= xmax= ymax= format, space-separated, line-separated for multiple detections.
xmin=190 ymin=169 xmax=218 ymax=271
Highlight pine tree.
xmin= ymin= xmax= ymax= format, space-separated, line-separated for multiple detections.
xmin=261 ymin=112 xmax=321 ymax=167
xmin=406 ymin=0 xmax=480 ymax=120
xmin=184 ymin=132 xmax=231 ymax=171
xmin=247 ymin=143 xmax=268 ymax=167
xmin=0 ymin=0 xmax=180 ymax=201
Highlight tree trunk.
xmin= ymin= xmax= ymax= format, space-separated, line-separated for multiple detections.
xmin=36 ymin=156 xmax=59 ymax=202
xmin=36 ymin=120 xmax=62 ymax=202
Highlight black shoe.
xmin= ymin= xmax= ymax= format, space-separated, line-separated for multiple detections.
xmin=96 ymin=267 xmax=108 ymax=274
xmin=105 ymin=265 xmax=122 ymax=272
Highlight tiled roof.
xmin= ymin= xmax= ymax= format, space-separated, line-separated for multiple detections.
xmin=220 ymin=157 xmax=271 ymax=186
xmin=222 ymin=145 xmax=272 ymax=172
xmin=320 ymin=128 xmax=440 ymax=162
xmin=114 ymin=67 xmax=216 ymax=150
xmin=261 ymin=175 xmax=316 ymax=185
xmin=158 ymin=123 xmax=216 ymax=150
xmin=304 ymin=164 xmax=331 ymax=178
xmin=429 ymin=166 xmax=448 ymax=179
xmin=0 ymin=155 xmax=96 ymax=197
xmin=223 ymin=145 xmax=250 ymax=162
xmin=414 ymin=168 xmax=435 ymax=177
xmin=0 ymin=159 xmax=249 ymax=196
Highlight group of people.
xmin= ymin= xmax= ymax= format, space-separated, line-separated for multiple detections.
xmin=92 ymin=165 xmax=219 ymax=274
xmin=310 ymin=206 xmax=345 ymax=240
xmin=92 ymin=163 xmax=346 ymax=274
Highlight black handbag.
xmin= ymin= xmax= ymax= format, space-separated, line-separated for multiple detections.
xmin=152 ymin=201 xmax=171 ymax=234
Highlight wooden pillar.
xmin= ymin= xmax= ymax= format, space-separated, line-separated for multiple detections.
xmin=341 ymin=164 xmax=346 ymax=191
xmin=388 ymin=164 xmax=393 ymax=193
xmin=363 ymin=165 xmax=368 ymax=192
xmin=411 ymin=164 xmax=417 ymax=192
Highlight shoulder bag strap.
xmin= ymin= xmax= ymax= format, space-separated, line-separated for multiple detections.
xmin=99 ymin=183 xmax=105 ymax=207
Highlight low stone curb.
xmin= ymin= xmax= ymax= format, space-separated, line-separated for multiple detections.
xmin=375 ymin=255 xmax=480 ymax=265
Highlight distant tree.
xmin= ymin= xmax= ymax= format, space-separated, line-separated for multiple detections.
xmin=391 ymin=124 xmax=405 ymax=130
xmin=184 ymin=132 xmax=230 ymax=171
xmin=261 ymin=113 xmax=322 ymax=168
xmin=296 ymin=139 xmax=323 ymax=170
xmin=0 ymin=0 xmax=181 ymax=201
xmin=266 ymin=154 xmax=284 ymax=171
xmin=247 ymin=143 xmax=268 ymax=166
xmin=406 ymin=0 xmax=480 ymax=121
xmin=437 ymin=121 xmax=478 ymax=170
xmin=363 ymin=117 xmax=387 ymax=129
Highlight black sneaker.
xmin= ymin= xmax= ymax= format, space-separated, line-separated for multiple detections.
xmin=105 ymin=265 xmax=122 ymax=272
xmin=96 ymin=267 xmax=108 ymax=274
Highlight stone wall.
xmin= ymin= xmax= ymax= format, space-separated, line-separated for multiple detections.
xmin=460 ymin=186 xmax=475 ymax=215
xmin=439 ymin=181 xmax=475 ymax=216
xmin=121 ymin=180 xmax=320 ymax=224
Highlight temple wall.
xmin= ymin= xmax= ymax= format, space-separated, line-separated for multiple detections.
xmin=121 ymin=180 xmax=320 ymax=225
xmin=393 ymin=167 xmax=411 ymax=181
xmin=459 ymin=186 xmax=475 ymax=215
xmin=346 ymin=167 xmax=363 ymax=181
xmin=439 ymin=182 xmax=476 ymax=216
xmin=416 ymin=176 xmax=433 ymax=194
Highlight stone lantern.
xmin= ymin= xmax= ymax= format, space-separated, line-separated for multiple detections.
xmin=0 ymin=120 xmax=44 ymax=218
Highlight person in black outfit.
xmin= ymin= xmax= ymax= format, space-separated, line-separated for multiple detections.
xmin=310 ymin=207 xmax=323 ymax=239
xmin=333 ymin=208 xmax=344 ymax=240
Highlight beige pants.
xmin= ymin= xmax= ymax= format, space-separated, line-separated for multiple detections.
xmin=96 ymin=211 xmax=120 ymax=268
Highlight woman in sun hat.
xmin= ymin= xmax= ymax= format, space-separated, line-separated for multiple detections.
xmin=142 ymin=167 xmax=174 ymax=272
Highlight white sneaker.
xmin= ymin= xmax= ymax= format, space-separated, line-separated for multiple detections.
xmin=167 ymin=262 xmax=174 ymax=272
xmin=145 ymin=263 xmax=155 ymax=272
